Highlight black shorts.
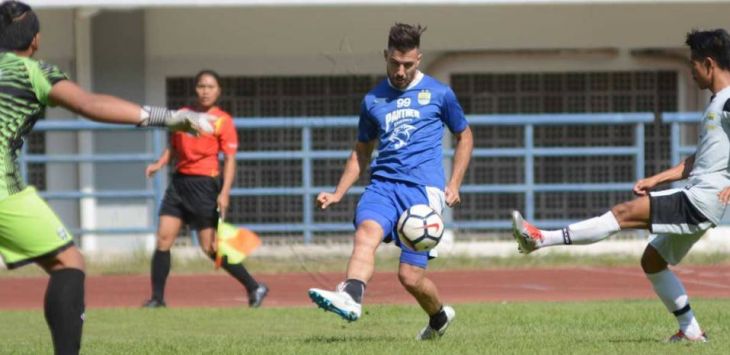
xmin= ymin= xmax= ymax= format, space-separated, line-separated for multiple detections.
xmin=159 ymin=173 xmax=220 ymax=230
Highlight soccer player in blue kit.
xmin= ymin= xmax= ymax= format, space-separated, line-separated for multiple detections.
xmin=308 ymin=23 xmax=473 ymax=340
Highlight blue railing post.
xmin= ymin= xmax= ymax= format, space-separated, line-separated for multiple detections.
xmin=635 ymin=123 xmax=645 ymax=180
xmin=302 ymin=126 xmax=314 ymax=243
xmin=151 ymin=129 xmax=164 ymax=232
xmin=19 ymin=142 xmax=28 ymax=182
xmin=662 ymin=112 xmax=702 ymax=188
xmin=524 ymin=124 xmax=535 ymax=221
xmin=670 ymin=122 xmax=681 ymax=167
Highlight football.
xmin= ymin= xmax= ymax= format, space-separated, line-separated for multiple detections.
xmin=397 ymin=204 xmax=445 ymax=251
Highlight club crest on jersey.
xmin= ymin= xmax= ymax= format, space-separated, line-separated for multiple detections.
xmin=56 ymin=227 xmax=69 ymax=241
xmin=388 ymin=124 xmax=417 ymax=149
xmin=417 ymin=90 xmax=431 ymax=105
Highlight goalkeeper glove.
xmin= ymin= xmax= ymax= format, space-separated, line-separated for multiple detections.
xmin=138 ymin=106 xmax=216 ymax=134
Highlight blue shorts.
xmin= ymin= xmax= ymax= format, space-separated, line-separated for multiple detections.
xmin=355 ymin=176 xmax=445 ymax=268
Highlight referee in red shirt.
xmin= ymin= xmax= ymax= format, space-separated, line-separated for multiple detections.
xmin=143 ymin=70 xmax=268 ymax=308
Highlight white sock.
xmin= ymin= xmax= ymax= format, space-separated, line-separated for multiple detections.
xmin=539 ymin=211 xmax=621 ymax=247
xmin=646 ymin=269 xmax=702 ymax=337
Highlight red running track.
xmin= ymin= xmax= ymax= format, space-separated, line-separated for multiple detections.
xmin=1 ymin=265 xmax=729 ymax=310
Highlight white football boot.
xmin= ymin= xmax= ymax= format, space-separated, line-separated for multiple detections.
xmin=308 ymin=283 xmax=362 ymax=322
xmin=416 ymin=305 xmax=456 ymax=340
xmin=668 ymin=330 xmax=708 ymax=343
xmin=511 ymin=210 xmax=543 ymax=254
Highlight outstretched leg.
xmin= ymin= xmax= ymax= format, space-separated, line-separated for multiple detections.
xmin=512 ymin=196 xmax=649 ymax=253
xmin=308 ymin=220 xmax=382 ymax=321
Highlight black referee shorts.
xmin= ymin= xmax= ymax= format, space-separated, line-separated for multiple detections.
xmin=159 ymin=173 xmax=220 ymax=230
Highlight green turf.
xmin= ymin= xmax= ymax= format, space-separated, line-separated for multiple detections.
xmin=1 ymin=299 xmax=727 ymax=354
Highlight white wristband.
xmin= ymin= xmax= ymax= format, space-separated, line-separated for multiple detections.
xmin=139 ymin=106 xmax=150 ymax=122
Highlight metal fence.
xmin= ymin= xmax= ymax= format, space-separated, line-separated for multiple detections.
xmin=663 ymin=112 xmax=700 ymax=166
xmin=22 ymin=112 xmax=700 ymax=242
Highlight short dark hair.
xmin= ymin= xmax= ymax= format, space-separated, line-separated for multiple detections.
xmin=194 ymin=69 xmax=222 ymax=87
xmin=0 ymin=1 xmax=39 ymax=51
xmin=686 ymin=29 xmax=730 ymax=70
xmin=387 ymin=23 xmax=426 ymax=52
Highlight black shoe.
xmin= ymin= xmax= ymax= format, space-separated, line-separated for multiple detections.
xmin=142 ymin=298 xmax=166 ymax=308
xmin=248 ymin=284 xmax=269 ymax=308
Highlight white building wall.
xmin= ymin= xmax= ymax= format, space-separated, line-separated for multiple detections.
xmin=90 ymin=10 xmax=155 ymax=251
xmin=36 ymin=10 xmax=80 ymax=231
xmin=143 ymin=4 xmax=730 ymax=106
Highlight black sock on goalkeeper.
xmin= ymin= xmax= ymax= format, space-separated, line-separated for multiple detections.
xmin=45 ymin=268 xmax=85 ymax=355
xmin=343 ymin=279 xmax=366 ymax=303
xmin=151 ymin=249 xmax=171 ymax=301
xmin=429 ymin=306 xmax=448 ymax=330
xmin=211 ymin=254 xmax=259 ymax=293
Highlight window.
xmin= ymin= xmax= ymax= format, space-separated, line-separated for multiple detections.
xmin=166 ymin=75 xmax=382 ymax=227
xmin=452 ymin=71 xmax=677 ymax=221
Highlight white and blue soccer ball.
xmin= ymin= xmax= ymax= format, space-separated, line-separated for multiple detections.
xmin=397 ymin=204 xmax=445 ymax=251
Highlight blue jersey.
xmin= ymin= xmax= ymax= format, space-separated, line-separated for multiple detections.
xmin=358 ymin=72 xmax=468 ymax=189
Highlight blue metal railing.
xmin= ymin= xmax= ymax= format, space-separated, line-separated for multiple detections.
xmin=22 ymin=113 xmax=655 ymax=241
xmin=662 ymin=112 xmax=702 ymax=166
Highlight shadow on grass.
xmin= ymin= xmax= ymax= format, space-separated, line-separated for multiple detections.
xmin=607 ymin=337 xmax=661 ymax=344
xmin=304 ymin=335 xmax=399 ymax=344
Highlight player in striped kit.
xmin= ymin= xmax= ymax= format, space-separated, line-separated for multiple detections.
xmin=0 ymin=2 xmax=215 ymax=354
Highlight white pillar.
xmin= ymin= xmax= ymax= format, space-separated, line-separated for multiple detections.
xmin=74 ymin=8 xmax=99 ymax=253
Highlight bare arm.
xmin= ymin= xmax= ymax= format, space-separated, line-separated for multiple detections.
xmin=633 ymin=154 xmax=695 ymax=196
xmin=157 ymin=148 xmax=171 ymax=166
xmin=145 ymin=148 xmax=171 ymax=178
xmin=445 ymin=126 xmax=474 ymax=207
xmin=317 ymin=140 xmax=376 ymax=209
xmin=49 ymin=80 xmax=216 ymax=133
xmin=49 ymin=80 xmax=143 ymax=124
xmin=217 ymin=154 xmax=236 ymax=220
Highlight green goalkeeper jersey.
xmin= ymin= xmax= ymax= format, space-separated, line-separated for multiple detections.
xmin=0 ymin=51 xmax=67 ymax=200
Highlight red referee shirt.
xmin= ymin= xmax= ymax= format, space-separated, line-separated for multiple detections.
xmin=171 ymin=106 xmax=238 ymax=177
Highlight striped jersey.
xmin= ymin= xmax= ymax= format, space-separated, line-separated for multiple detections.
xmin=0 ymin=52 xmax=67 ymax=199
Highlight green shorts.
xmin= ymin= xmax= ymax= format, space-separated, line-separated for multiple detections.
xmin=0 ymin=187 xmax=74 ymax=269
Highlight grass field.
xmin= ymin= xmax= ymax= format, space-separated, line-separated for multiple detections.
xmin=1 ymin=300 xmax=728 ymax=354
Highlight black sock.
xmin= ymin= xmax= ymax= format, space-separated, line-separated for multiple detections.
xmin=429 ymin=306 xmax=448 ymax=330
xmin=151 ymin=249 xmax=171 ymax=301
xmin=343 ymin=279 xmax=366 ymax=303
xmin=45 ymin=268 xmax=85 ymax=355
xmin=211 ymin=254 xmax=259 ymax=293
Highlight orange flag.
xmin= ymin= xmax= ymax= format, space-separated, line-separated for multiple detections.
xmin=215 ymin=220 xmax=262 ymax=269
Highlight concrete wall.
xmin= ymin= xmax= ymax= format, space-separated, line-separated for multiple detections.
xmin=142 ymin=4 xmax=729 ymax=106
xmin=36 ymin=10 xmax=80 ymax=230
xmin=90 ymin=10 xmax=154 ymax=251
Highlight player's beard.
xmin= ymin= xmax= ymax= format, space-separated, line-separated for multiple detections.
xmin=391 ymin=75 xmax=410 ymax=89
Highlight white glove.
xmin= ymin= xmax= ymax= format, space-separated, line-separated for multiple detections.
xmin=139 ymin=106 xmax=216 ymax=135
xmin=167 ymin=109 xmax=216 ymax=134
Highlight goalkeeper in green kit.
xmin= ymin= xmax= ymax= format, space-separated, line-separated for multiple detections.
xmin=0 ymin=2 xmax=216 ymax=354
